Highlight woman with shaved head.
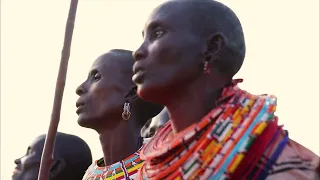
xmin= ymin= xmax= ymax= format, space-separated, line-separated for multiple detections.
xmin=76 ymin=49 xmax=163 ymax=180
xmin=12 ymin=132 xmax=92 ymax=180
xmin=132 ymin=0 xmax=319 ymax=179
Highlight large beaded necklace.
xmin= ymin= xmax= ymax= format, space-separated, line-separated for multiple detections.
xmin=138 ymin=79 xmax=281 ymax=180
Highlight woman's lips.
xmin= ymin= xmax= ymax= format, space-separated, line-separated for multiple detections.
xmin=132 ymin=70 xmax=145 ymax=84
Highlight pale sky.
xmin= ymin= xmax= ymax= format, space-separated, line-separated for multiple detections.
xmin=1 ymin=0 xmax=319 ymax=179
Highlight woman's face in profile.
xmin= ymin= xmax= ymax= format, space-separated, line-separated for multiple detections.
xmin=12 ymin=135 xmax=45 ymax=180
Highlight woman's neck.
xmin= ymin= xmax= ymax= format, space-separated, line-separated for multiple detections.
xmin=166 ymin=78 xmax=225 ymax=134
xmin=98 ymin=119 xmax=140 ymax=166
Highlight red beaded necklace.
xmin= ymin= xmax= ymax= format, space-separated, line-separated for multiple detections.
xmin=138 ymin=79 xmax=280 ymax=180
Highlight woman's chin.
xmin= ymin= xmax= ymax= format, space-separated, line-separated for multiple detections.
xmin=137 ymin=83 xmax=166 ymax=105
xmin=137 ymin=84 xmax=153 ymax=101
xmin=77 ymin=115 xmax=90 ymax=128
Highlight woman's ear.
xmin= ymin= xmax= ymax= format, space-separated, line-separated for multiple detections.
xmin=124 ymin=86 xmax=138 ymax=102
xmin=49 ymin=158 xmax=67 ymax=179
xmin=205 ymin=32 xmax=227 ymax=63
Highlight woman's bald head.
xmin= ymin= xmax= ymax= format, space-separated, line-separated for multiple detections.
xmin=155 ymin=0 xmax=246 ymax=77
xmin=133 ymin=0 xmax=246 ymax=103
xmin=76 ymin=49 xmax=163 ymax=130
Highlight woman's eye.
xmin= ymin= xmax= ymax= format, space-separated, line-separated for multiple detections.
xmin=93 ymin=73 xmax=101 ymax=81
xmin=155 ymin=30 xmax=164 ymax=38
xmin=151 ymin=27 xmax=165 ymax=40
xmin=26 ymin=149 xmax=35 ymax=155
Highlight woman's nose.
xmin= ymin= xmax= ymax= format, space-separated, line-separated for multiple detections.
xmin=14 ymin=158 xmax=21 ymax=165
xmin=133 ymin=43 xmax=148 ymax=61
xmin=76 ymin=84 xmax=86 ymax=96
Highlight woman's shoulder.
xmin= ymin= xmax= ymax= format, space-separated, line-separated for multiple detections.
xmin=266 ymin=139 xmax=319 ymax=180
xmin=82 ymin=157 xmax=106 ymax=180
xmin=82 ymin=150 xmax=144 ymax=180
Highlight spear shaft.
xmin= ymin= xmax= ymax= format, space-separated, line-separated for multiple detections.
xmin=37 ymin=0 xmax=79 ymax=179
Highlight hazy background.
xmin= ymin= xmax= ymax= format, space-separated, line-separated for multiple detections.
xmin=1 ymin=0 xmax=319 ymax=179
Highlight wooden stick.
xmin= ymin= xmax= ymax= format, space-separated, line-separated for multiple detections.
xmin=37 ymin=0 xmax=79 ymax=179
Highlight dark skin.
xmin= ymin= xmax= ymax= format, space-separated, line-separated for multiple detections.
xmin=12 ymin=133 xmax=92 ymax=180
xmin=76 ymin=51 xmax=135 ymax=131
xmin=76 ymin=50 xmax=162 ymax=165
xmin=133 ymin=0 xmax=232 ymax=133
xmin=12 ymin=135 xmax=44 ymax=180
